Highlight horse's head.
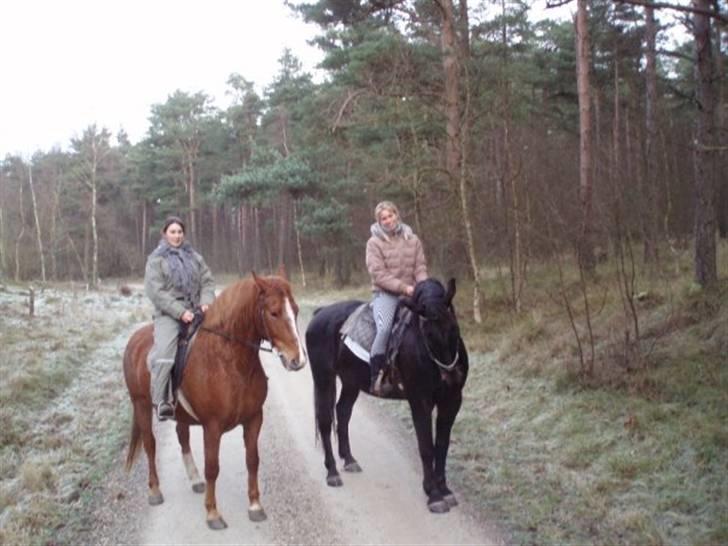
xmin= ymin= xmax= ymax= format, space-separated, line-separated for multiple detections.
xmin=402 ymin=278 xmax=460 ymax=367
xmin=253 ymin=273 xmax=308 ymax=371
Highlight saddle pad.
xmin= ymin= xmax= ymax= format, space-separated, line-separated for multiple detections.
xmin=340 ymin=303 xmax=375 ymax=363
xmin=339 ymin=303 xmax=413 ymax=365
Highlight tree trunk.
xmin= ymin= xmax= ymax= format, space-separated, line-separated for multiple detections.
xmin=27 ymin=164 xmax=47 ymax=283
xmin=212 ymin=204 xmax=220 ymax=269
xmin=500 ymin=0 xmax=523 ymax=313
xmin=293 ymin=200 xmax=306 ymax=288
xmin=0 ymin=171 xmax=7 ymax=279
xmin=91 ymin=176 xmax=98 ymax=288
xmin=643 ymin=2 xmax=661 ymax=263
xmin=692 ymin=0 xmax=717 ymax=286
xmin=141 ymin=200 xmax=148 ymax=259
xmin=182 ymin=140 xmax=200 ymax=245
xmin=188 ymin=155 xmax=197 ymax=245
xmin=714 ymin=2 xmax=727 ymax=239
xmin=67 ymin=234 xmax=88 ymax=285
xmin=439 ymin=0 xmax=482 ymax=323
xmin=576 ymin=0 xmax=596 ymax=273
xmin=253 ymin=206 xmax=262 ymax=272
xmin=14 ymin=181 xmax=26 ymax=282
xmin=277 ymin=198 xmax=289 ymax=270
xmin=50 ymin=171 xmax=62 ymax=280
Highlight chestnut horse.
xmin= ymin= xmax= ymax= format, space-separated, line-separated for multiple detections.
xmin=123 ymin=273 xmax=307 ymax=530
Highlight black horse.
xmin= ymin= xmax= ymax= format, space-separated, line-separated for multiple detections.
xmin=305 ymin=278 xmax=469 ymax=513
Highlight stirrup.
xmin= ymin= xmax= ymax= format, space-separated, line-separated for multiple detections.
xmin=157 ymin=402 xmax=174 ymax=421
xmin=372 ymin=371 xmax=393 ymax=397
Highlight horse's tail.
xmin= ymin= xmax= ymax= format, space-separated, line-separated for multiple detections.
xmin=125 ymin=409 xmax=142 ymax=472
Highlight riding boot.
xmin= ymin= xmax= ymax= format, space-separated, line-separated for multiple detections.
xmin=370 ymin=354 xmax=393 ymax=397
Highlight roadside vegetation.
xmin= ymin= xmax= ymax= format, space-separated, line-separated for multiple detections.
xmin=0 ymin=247 xmax=725 ymax=545
xmin=0 ymin=283 xmax=148 ymax=546
xmin=389 ymin=243 xmax=727 ymax=545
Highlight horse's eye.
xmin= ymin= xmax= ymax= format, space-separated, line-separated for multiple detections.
xmin=270 ymin=310 xmax=280 ymax=318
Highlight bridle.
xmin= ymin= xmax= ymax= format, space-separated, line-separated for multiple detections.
xmin=199 ymin=300 xmax=274 ymax=353
xmin=417 ymin=312 xmax=460 ymax=371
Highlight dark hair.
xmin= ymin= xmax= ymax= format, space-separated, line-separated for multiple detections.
xmin=162 ymin=216 xmax=185 ymax=234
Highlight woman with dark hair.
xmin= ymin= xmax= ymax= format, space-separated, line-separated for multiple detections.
xmin=144 ymin=216 xmax=215 ymax=420
xmin=365 ymin=201 xmax=428 ymax=395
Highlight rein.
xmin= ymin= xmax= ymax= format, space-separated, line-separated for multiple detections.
xmin=199 ymin=301 xmax=274 ymax=353
xmin=418 ymin=316 xmax=460 ymax=371
xmin=199 ymin=326 xmax=274 ymax=353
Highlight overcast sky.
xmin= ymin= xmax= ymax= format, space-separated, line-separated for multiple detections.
xmin=0 ymin=0 xmax=326 ymax=157
xmin=0 ymin=1 xmax=593 ymax=159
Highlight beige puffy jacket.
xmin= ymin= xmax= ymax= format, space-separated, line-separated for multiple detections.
xmin=365 ymin=223 xmax=428 ymax=295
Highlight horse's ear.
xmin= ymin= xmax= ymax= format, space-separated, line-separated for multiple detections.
xmin=446 ymin=278 xmax=456 ymax=306
xmin=252 ymin=271 xmax=267 ymax=293
xmin=276 ymin=264 xmax=288 ymax=280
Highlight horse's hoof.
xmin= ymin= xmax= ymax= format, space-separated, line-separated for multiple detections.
xmin=207 ymin=517 xmax=228 ymax=530
xmin=248 ymin=507 xmax=267 ymax=522
xmin=443 ymin=493 xmax=458 ymax=507
xmin=148 ymin=492 xmax=164 ymax=506
xmin=192 ymin=482 xmax=205 ymax=494
xmin=326 ymin=474 xmax=343 ymax=487
xmin=344 ymin=461 xmax=362 ymax=473
xmin=428 ymin=499 xmax=450 ymax=514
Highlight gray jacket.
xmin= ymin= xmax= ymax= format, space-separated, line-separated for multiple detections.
xmin=144 ymin=250 xmax=215 ymax=319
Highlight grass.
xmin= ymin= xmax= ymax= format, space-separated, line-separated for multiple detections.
xmin=1 ymin=247 xmax=725 ymax=545
xmin=0 ymin=283 xmax=147 ymax=546
xmin=430 ymin=242 xmax=728 ymax=545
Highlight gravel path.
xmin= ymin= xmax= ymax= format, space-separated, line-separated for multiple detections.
xmin=83 ymin=304 xmax=504 ymax=545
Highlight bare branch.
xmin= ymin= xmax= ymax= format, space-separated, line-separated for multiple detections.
xmin=546 ymin=0 xmax=574 ymax=7
xmin=331 ymin=89 xmax=367 ymax=133
xmin=613 ymin=0 xmax=728 ymax=25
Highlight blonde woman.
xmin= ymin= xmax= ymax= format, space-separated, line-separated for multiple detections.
xmin=365 ymin=201 xmax=428 ymax=395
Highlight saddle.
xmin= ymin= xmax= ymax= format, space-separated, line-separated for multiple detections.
xmin=340 ymin=302 xmax=413 ymax=392
xmin=171 ymin=310 xmax=206 ymax=396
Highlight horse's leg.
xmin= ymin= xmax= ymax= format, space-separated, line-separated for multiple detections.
xmin=136 ymin=400 xmax=164 ymax=506
xmin=315 ymin=374 xmax=342 ymax=486
xmin=202 ymin=423 xmax=227 ymax=530
xmin=408 ymin=399 xmax=449 ymax=513
xmin=176 ymin=422 xmax=205 ymax=493
xmin=243 ymin=410 xmax=267 ymax=522
xmin=434 ymin=394 xmax=463 ymax=508
xmin=336 ymin=381 xmax=361 ymax=472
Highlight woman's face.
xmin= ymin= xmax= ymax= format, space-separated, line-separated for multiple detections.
xmin=378 ymin=208 xmax=398 ymax=231
xmin=163 ymin=223 xmax=185 ymax=248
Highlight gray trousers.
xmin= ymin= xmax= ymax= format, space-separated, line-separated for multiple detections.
xmin=149 ymin=314 xmax=179 ymax=406
xmin=370 ymin=290 xmax=399 ymax=359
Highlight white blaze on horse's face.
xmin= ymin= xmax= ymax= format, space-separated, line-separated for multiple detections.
xmin=281 ymin=297 xmax=307 ymax=370
xmin=268 ymin=295 xmax=307 ymax=372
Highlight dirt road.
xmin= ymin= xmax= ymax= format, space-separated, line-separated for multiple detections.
xmin=132 ymin=347 xmax=502 ymax=545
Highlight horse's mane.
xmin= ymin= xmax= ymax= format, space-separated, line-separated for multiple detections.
xmin=203 ymin=278 xmax=259 ymax=334
xmin=202 ymin=275 xmax=291 ymax=334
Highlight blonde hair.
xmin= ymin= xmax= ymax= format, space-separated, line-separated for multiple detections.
xmin=374 ymin=201 xmax=399 ymax=221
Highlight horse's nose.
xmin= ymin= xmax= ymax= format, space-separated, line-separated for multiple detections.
xmin=279 ymin=353 xmax=306 ymax=371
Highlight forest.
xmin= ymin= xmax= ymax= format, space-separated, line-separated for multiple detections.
xmin=1 ymin=1 xmax=726 ymax=543
xmin=0 ymin=0 xmax=724 ymax=294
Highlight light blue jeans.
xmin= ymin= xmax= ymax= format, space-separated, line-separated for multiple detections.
xmin=370 ymin=290 xmax=399 ymax=359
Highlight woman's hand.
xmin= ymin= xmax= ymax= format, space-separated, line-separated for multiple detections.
xmin=181 ymin=310 xmax=195 ymax=323
xmin=404 ymin=285 xmax=415 ymax=297
xmin=200 ymin=304 xmax=209 ymax=313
